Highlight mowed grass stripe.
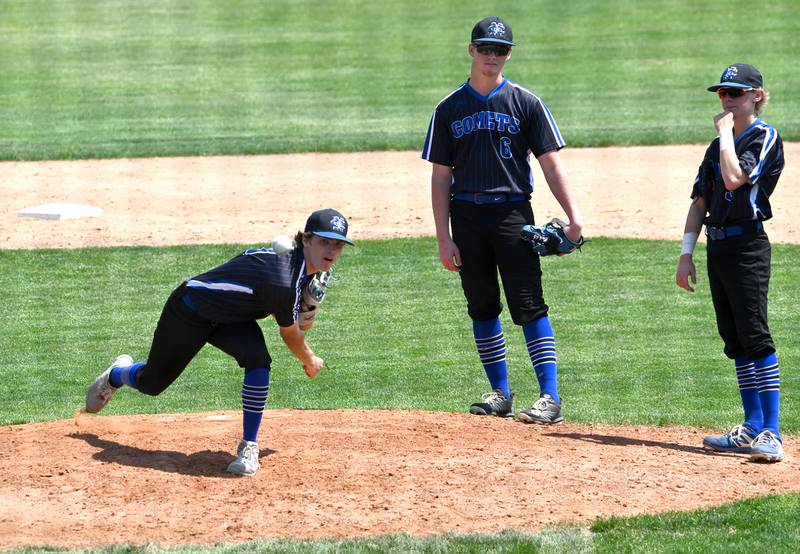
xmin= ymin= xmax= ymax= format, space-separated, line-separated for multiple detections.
xmin=1 ymin=0 xmax=798 ymax=160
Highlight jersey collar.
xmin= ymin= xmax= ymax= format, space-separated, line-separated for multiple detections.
xmin=465 ymin=78 xmax=508 ymax=102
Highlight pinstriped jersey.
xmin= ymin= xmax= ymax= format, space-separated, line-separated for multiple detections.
xmin=692 ymin=118 xmax=784 ymax=225
xmin=184 ymin=247 xmax=306 ymax=326
xmin=421 ymin=78 xmax=565 ymax=195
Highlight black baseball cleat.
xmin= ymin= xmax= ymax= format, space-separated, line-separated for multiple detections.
xmin=517 ymin=393 xmax=564 ymax=424
xmin=470 ymin=388 xmax=514 ymax=418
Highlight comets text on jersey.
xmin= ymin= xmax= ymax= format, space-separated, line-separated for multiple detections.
xmin=451 ymin=111 xmax=520 ymax=139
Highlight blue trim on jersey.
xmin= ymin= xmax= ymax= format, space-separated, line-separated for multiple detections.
xmin=186 ymin=279 xmax=254 ymax=295
xmin=422 ymin=84 xmax=466 ymax=161
xmin=291 ymin=259 xmax=307 ymax=322
xmin=748 ymin=124 xmax=778 ymax=185
xmin=422 ymin=117 xmax=435 ymax=160
xmin=734 ymin=118 xmax=762 ymax=146
xmin=465 ymin=79 xmax=508 ymax=102
xmin=507 ymin=81 xmax=565 ymax=148
xmin=540 ymin=101 xmax=565 ymax=147
xmin=243 ymin=247 xmax=282 ymax=256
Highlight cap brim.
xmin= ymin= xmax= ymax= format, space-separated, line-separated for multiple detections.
xmin=473 ymin=38 xmax=515 ymax=46
xmin=311 ymin=231 xmax=354 ymax=245
xmin=707 ymin=82 xmax=754 ymax=92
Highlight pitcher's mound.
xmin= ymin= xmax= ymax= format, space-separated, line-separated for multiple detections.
xmin=2 ymin=409 xmax=798 ymax=549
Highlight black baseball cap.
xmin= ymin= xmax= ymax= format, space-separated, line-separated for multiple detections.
xmin=471 ymin=16 xmax=514 ymax=46
xmin=305 ymin=208 xmax=354 ymax=245
xmin=707 ymin=63 xmax=763 ymax=91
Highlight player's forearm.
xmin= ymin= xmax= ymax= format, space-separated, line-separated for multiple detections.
xmin=683 ymin=197 xmax=706 ymax=234
xmin=279 ymin=324 xmax=315 ymax=365
xmin=431 ymin=167 xmax=454 ymax=241
xmin=718 ymin=130 xmax=748 ymax=190
xmin=679 ymin=197 xmax=706 ymax=259
xmin=539 ymin=152 xmax=583 ymax=227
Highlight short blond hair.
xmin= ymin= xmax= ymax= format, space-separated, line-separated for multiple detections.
xmin=755 ymin=89 xmax=770 ymax=116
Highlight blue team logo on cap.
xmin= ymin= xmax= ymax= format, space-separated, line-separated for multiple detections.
xmin=722 ymin=66 xmax=738 ymax=81
xmin=330 ymin=216 xmax=347 ymax=233
xmin=488 ymin=21 xmax=506 ymax=36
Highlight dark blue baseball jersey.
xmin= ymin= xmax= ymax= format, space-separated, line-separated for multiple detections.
xmin=421 ymin=78 xmax=565 ymax=195
xmin=692 ymin=118 xmax=784 ymax=225
xmin=184 ymin=247 xmax=306 ymax=326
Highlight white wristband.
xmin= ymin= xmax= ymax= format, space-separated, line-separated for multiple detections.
xmin=719 ymin=131 xmax=734 ymax=152
xmin=681 ymin=232 xmax=699 ymax=256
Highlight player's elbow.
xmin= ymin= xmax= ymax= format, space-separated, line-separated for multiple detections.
xmin=722 ymin=176 xmax=746 ymax=191
xmin=720 ymin=169 xmax=748 ymax=191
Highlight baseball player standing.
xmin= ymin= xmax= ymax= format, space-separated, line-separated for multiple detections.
xmin=422 ymin=17 xmax=584 ymax=423
xmin=85 ymin=209 xmax=354 ymax=476
xmin=676 ymin=64 xmax=785 ymax=462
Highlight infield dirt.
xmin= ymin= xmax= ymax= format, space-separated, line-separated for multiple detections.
xmin=2 ymin=146 xmax=799 ymax=549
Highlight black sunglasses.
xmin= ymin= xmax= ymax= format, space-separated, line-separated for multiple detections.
xmin=717 ymin=88 xmax=752 ymax=99
xmin=475 ymin=43 xmax=511 ymax=56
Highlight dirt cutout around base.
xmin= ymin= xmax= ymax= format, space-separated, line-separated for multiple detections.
xmin=2 ymin=146 xmax=800 ymax=548
xmin=2 ymin=410 xmax=799 ymax=549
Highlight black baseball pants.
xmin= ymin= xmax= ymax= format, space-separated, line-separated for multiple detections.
xmin=450 ymin=199 xmax=548 ymax=325
xmin=707 ymin=232 xmax=775 ymax=360
xmin=135 ymin=284 xmax=271 ymax=396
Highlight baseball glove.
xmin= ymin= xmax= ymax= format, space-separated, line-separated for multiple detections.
xmin=521 ymin=218 xmax=586 ymax=256
xmin=299 ymin=270 xmax=332 ymax=330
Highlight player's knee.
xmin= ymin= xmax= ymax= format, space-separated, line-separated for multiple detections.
xmin=512 ymin=306 xmax=549 ymax=326
xmin=136 ymin=378 xmax=169 ymax=396
xmin=467 ymin=303 xmax=502 ymax=322
xmin=235 ymin=354 xmax=271 ymax=370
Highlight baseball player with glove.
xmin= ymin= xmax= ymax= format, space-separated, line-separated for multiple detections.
xmin=423 ymin=16 xmax=585 ymax=424
xmin=85 ymin=208 xmax=354 ymax=476
xmin=676 ymin=64 xmax=785 ymax=462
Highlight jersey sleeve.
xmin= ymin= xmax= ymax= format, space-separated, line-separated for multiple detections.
xmin=525 ymin=98 xmax=566 ymax=158
xmin=739 ymin=128 xmax=784 ymax=196
xmin=421 ymin=106 xmax=454 ymax=166
xmin=691 ymin=143 xmax=716 ymax=199
xmin=259 ymin=285 xmax=299 ymax=328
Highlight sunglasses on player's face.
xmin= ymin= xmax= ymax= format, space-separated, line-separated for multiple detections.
xmin=475 ymin=43 xmax=511 ymax=57
xmin=717 ymin=88 xmax=752 ymax=99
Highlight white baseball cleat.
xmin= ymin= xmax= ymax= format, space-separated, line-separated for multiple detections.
xmin=85 ymin=354 xmax=133 ymax=413
xmin=227 ymin=440 xmax=260 ymax=476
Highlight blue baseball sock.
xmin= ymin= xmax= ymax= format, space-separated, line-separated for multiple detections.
xmin=472 ymin=317 xmax=510 ymax=398
xmin=753 ymin=353 xmax=780 ymax=439
xmin=522 ymin=316 xmax=559 ymax=404
xmin=109 ymin=362 xmax=145 ymax=390
xmin=734 ymin=358 xmax=762 ymax=432
xmin=242 ymin=367 xmax=270 ymax=443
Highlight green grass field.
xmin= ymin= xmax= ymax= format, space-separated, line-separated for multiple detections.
xmin=1 ymin=0 xmax=798 ymax=160
xmin=3 ymin=238 xmax=799 ymax=431
xmin=2 ymin=239 xmax=799 ymax=552
xmin=3 ymin=0 xmax=799 ymax=551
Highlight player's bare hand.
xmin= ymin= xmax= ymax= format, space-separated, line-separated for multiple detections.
xmin=714 ymin=111 xmax=734 ymax=133
xmin=563 ymin=222 xmax=583 ymax=244
xmin=675 ymin=254 xmax=697 ymax=292
xmin=304 ymin=356 xmax=324 ymax=379
xmin=438 ymin=237 xmax=462 ymax=272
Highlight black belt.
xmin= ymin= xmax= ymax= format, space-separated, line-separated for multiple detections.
xmin=452 ymin=193 xmax=527 ymax=204
xmin=706 ymin=221 xmax=763 ymax=241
